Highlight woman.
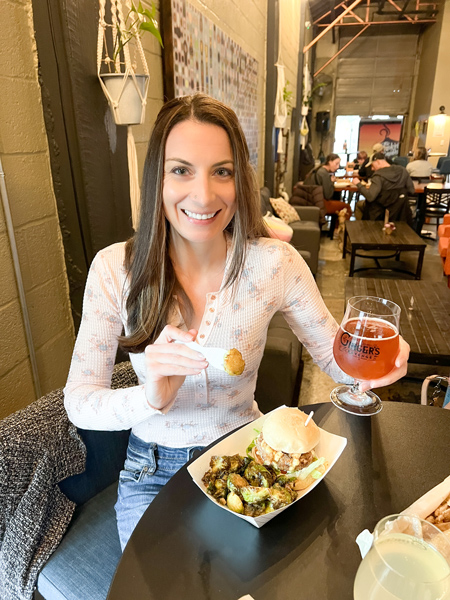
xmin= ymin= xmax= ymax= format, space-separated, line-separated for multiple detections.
xmin=64 ymin=94 xmax=408 ymax=550
xmin=406 ymin=147 xmax=433 ymax=178
xmin=304 ymin=153 xmax=352 ymax=219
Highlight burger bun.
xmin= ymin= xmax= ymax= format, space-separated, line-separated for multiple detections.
xmin=262 ymin=408 xmax=320 ymax=454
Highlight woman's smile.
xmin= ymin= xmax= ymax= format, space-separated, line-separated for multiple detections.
xmin=181 ymin=208 xmax=221 ymax=221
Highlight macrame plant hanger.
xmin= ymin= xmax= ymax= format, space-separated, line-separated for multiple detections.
xmin=300 ymin=59 xmax=311 ymax=148
xmin=274 ymin=23 xmax=288 ymax=156
xmin=97 ymin=0 xmax=150 ymax=229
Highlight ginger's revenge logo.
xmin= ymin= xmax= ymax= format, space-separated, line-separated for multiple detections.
xmin=340 ymin=331 xmax=380 ymax=359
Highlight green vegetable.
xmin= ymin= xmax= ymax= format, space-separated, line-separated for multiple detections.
xmin=245 ymin=429 xmax=260 ymax=458
xmin=293 ymin=457 xmax=326 ymax=480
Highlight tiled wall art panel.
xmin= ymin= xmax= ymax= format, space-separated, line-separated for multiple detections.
xmin=170 ymin=0 xmax=259 ymax=168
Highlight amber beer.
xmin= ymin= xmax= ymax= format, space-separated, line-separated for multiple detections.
xmin=333 ymin=317 xmax=399 ymax=380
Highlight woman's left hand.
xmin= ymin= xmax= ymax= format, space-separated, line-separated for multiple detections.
xmin=359 ymin=335 xmax=410 ymax=392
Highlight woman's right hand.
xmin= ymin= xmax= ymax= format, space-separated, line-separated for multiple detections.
xmin=144 ymin=326 xmax=208 ymax=410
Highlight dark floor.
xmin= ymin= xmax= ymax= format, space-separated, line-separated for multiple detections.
xmin=298 ymin=221 xmax=448 ymax=407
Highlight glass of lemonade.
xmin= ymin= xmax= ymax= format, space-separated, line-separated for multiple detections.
xmin=354 ymin=514 xmax=450 ymax=600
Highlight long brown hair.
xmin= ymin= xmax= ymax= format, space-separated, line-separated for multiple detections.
xmin=119 ymin=94 xmax=268 ymax=353
xmin=414 ymin=146 xmax=428 ymax=161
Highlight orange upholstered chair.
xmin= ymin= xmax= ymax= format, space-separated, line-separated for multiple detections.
xmin=438 ymin=215 xmax=450 ymax=287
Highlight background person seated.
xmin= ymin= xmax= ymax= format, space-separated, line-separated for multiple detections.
xmin=406 ymin=146 xmax=434 ymax=178
xmin=346 ymin=150 xmax=368 ymax=173
xmin=353 ymin=152 xmax=415 ymax=226
xmin=358 ymin=143 xmax=393 ymax=180
xmin=304 ymin=153 xmax=352 ymax=220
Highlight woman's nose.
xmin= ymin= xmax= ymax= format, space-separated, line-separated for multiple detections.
xmin=191 ymin=174 xmax=214 ymax=204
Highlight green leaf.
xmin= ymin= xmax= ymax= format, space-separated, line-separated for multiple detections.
xmin=139 ymin=21 xmax=163 ymax=47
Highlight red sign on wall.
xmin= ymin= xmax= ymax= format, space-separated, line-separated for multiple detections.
xmin=358 ymin=120 xmax=403 ymax=158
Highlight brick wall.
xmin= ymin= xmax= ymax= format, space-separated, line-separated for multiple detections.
xmin=0 ymin=0 xmax=74 ymax=417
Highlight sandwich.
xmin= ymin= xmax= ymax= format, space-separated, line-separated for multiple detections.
xmin=251 ymin=407 xmax=327 ymax=490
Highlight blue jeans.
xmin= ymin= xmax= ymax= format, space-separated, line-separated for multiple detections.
xmin=114 ymin=432 xmax=203 ymax=550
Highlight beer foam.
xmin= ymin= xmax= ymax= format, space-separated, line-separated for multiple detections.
xmin=342 ymin=317 xmax=399 ymax=341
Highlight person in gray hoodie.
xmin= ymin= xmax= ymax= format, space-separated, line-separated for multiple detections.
xmin=353 ymin=152 xmax=415 ymax=225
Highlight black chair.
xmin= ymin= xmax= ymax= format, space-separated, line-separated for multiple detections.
xmin=410 ymin=176 xmax=433 ymax=185
xmin=393 ymin=156 xmax=408 ymax=168
xmin=424 ymin=186 xmax=450 ymax=234
xmin=436 ymin=156 xmax=447 ymax=171
xmin=439 ymin=158 xmax=450 ymax=183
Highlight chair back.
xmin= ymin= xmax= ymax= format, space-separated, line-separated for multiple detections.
xmin=421 ymin=375 xmax=450 ymax=407
xmin=437 ymin=156 xmax=447 ymax=171
xmin=411 ymin=176 xmax=433 ymax=184
xmin=439 ymin=158 xmax=450 ymax=177
xmin=393 ymin=156 xmax=408 ymax=168
xmin=425 ymin=187 xmax=450 ymax=210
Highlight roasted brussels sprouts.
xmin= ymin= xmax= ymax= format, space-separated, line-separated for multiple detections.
xmin=202 ymin=453 xmax=297 ymax=516
xmin=267 ymin=484 xmax=297 ymax=510
xmin=244 ymin=462 xmax=276 ymax=488
xmin=227 ymin=473 xmax=248 ymax=495
xmin=227 ymin=491 xmax=244 ymax=514
xmin=240 ymin=486 xmax=270 ymax=504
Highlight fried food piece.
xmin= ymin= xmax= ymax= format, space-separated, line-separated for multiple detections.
xmin=426 ymin=494 xmax=450 ymax=530
xmin=223 ymin=348 xmax=245 ymax=376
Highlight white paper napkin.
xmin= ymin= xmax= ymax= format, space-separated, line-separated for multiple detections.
xmin=175 ymin=340 xmax=228 ymax=372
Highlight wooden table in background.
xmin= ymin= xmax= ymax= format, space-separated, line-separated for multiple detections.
xmin=345 ymin=278 xmax=450 ymax=366
xmin=343 ymin=221 xmax=426 ymax=279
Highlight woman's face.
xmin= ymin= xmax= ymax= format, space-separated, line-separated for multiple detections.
xmin=162 ymin=120 xmax=236 ymax=247
xmin=328 ymin=158 xmax=341 ymax=172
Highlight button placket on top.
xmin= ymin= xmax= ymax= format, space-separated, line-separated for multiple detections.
xmin=194 ymin=292 xmax=219 ymax=404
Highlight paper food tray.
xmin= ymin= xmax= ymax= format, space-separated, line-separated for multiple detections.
xmin=187 ymin=406 xmax=347 ymax=528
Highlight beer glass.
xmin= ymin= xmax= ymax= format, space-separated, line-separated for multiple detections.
xmin=330 ymin=296 xmax=401 ymax=416
xmin=354 ymin=514 xmax=450 ymax=600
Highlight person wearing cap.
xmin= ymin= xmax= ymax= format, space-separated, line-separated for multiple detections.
xmin=358 ymin=143 xmax=391 ymax=180
xmin=353 ymin=153 xmax=415 ymax=223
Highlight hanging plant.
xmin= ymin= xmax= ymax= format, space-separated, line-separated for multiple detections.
xmin=282 ymin=80 xmax=294 ymax=116
xmin=97 ymin=0 xmax=163 ymax=229
xmin=304 ymin=82 xmax=330 ymax=108
xmin=98 ymin=0 xmax=163 ymax=126
xmin=111 ymin=2 xmax=163 ymax=70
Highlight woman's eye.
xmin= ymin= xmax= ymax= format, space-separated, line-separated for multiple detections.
xmin=216 ymin=168 xmax=233 ymax=177
xmin=172 ymin=166 xmax=189 ymax=175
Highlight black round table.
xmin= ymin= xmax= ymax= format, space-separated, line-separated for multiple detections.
xmin=107 ymin=402 xmax=450 ymax=600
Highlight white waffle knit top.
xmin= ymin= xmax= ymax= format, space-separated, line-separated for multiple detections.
xmin=64 ymin=238 xmax=348 ymax=447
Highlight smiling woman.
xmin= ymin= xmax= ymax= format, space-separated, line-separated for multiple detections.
xmin=63 ymin=93 xmax=409 ymax=551
xmin=162 ymin=120 xmax=236 ymax=249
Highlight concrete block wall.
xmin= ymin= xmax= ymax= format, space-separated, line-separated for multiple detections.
xmin=133 ymin=0 xmax=165 ymax=183
xmin=279 ymin=0 xmax=301 ymax=195
xmin=0 ymin=0 xmax=74 ymax=418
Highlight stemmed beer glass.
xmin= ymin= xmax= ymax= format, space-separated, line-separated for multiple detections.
xmin=330 ymin=296 xmax=401 ymax=416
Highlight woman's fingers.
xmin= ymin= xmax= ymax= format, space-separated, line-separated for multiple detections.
xmin=146 ymin=350 xmax=208 ymax=373
xmin=154 ymin=324 xmax=196 ymax=345
xmin=359 ymin=336 xmax=410 ymax=392
xmin=145 ymin=325 xmax=207 ymax=378
xmin=395 ymin=336 xmax=410 ymax=368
